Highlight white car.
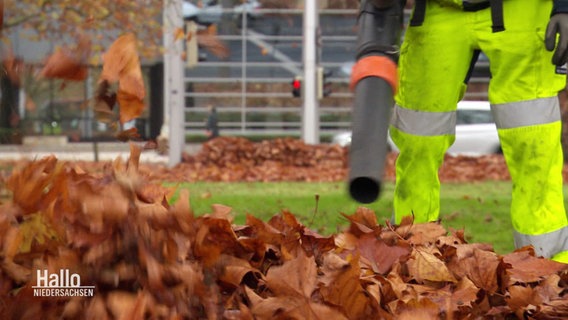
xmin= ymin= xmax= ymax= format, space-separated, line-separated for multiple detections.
xmin=332 ymin=100 xmax=501 ymax=155
xmin=233 ymin=0 xmax=262 ymax=27
xmin=183 ymin=0 xmax=223 ymax=26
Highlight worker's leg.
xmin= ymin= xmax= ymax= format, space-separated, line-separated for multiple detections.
xmin=479 ymin=0 xmax=568 ymax=259
xmin=392 ymin=2 xmax=475 ymax=223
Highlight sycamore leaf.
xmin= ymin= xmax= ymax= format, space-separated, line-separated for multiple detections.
xmin=449 ymin=247 xmax=500 ymax=293
xmin=396 ymin=221 xmax=448 ymax=245
xmin=394 ymin=298 xmax=440 ymax=320
xmin=319 ymin=254 xmax=373 ymax=319
xmin=217 ymin=254 xmax=262 ymax=288
xmin=265 ymin=248 xmax=317 ymax=298
xmin=502 ymin=249 xmax=568 ymax=285
xmin=356 ymin=232 xmax=411 ymax=275
xmin=407 ymin=248 xmax=457 ymax=283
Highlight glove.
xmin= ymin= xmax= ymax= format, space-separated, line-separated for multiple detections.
xmin=545 ymin=13 xmax=568 ymax=66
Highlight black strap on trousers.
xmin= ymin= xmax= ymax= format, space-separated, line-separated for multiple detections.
xmin=410 ymin=0 xmax=504 ymax=32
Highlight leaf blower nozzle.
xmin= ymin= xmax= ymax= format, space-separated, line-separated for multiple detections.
xmin=348 ymin=0 xmax=403 ymax=203
xmin=350 ymin=177 xmax=381 ymax=204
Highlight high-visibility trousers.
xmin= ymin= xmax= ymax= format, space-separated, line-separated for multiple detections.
xmin=391 ymin=0 xmax=568 ymax=260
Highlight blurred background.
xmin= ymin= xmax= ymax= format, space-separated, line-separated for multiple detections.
xmin=0 ymin=0 xmax=497 ymax=148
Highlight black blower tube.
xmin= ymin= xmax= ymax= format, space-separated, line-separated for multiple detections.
xmin=348 ymin=0 xmax=403 ymax=204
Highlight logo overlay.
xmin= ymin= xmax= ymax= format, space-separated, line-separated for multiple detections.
xmin=33 ymin=269 xmax=94 ymax=297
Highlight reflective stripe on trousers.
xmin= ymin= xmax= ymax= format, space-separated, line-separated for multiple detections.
xmin=494 ymin=98 xmax=568 ymax=258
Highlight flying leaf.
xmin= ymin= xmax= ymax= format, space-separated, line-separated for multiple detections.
xmin=1 ymin=48 xmax=23 ymax=85
xmin=174 ymin=27 xmax=184 ymax=41
xmin=39 ymin=35 xmax=91 ymax=81
xmin=116 ymin=127 xmax=140 ymax=142
xmin=100 ymin=33 xmax=145 ymax=124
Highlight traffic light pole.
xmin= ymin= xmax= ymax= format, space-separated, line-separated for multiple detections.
xmin=301 ymin=0 xmax=319 ymax=144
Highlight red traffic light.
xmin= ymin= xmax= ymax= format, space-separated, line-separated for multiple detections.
xmin=291 ymin=78 xmax=301 ymax=97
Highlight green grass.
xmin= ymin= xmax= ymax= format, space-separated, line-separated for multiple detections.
xmin=170 ymin=181 xmax=568 ymax=255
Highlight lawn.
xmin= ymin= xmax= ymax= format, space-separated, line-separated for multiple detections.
xmin=171 ymin=181 xmax=568 ymax=255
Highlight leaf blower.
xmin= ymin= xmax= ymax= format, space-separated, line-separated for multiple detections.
xmin=348 ymin=0 xmax=404 ymax=203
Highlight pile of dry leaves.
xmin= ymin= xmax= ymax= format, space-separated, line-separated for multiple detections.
xmin=1 ymin=144 xmax=568 ymax=319
xmin=176 ymin=137 xmax=349 ymax=182
xmin=150 ymin=136 xmax=516 ymax=183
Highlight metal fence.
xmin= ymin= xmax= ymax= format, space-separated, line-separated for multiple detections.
xmin=183 ymin=7 xmax=489 ymax=138
xmin=9 ymin=6 xmax=490 ymax=142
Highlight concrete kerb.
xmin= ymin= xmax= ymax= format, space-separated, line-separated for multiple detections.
xmin=0 ymin=142 xmax=203 ymax=164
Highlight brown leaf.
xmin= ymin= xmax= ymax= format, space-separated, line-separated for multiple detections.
xmin=86 ymin=296 xmax=110 ymax=320
xmin=217 ymin=254 xmax=262 ymax=288
xmin=100 ymin=33 xmax=145 ymax=124
xmin=396 ymin=221 xmax=448 ymax=245
xmin=265 ymin=248 xmax=317 ymax=297
xmin=449 ymin=247 xmax=500 ymax=293
xmin=116 ymin=127 xmax=140 ymax=142
xmin=1 ymin=48 xmax=23 ymax=85
xmin=319 ymin=253 xmax=373 ymax=319
xmin=106 ymin=290 xmax=149 ymax=320
xmin=356 ymin=232 xmax=411 ymax=275
xmin=394 ymin=298 xmax=440 ymax=320
xmin=39 ymin=35 xmax=91 ymax=81
xmin=341 ymin=207 xmax=379 ymax=236
xmin=407 ymin=248 xmax=457 ymax=283
xmin=197 ymin=34 xmax=230 ymax=59
xmin=502 ymin=249 xmax=568 ymax=284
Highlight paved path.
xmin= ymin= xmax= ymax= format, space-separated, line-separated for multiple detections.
xmin=0 ymin=142 xmax=203 ymax=164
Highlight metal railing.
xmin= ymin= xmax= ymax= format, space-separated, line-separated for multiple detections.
xmin=183 ymin=7 xmax=490 ymax=138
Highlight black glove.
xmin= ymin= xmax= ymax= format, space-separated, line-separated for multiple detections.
xmin=546 ymin=13 xmax=568 ymax=66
